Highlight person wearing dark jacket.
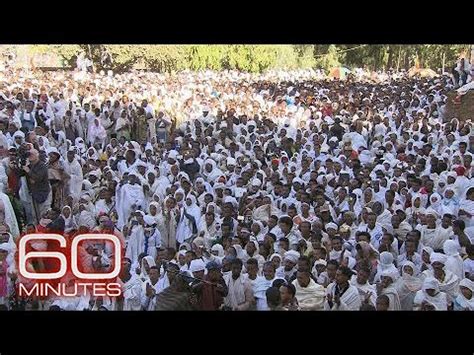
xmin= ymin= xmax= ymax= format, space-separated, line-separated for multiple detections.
xmin=192 ymin=261 xmax=228 ymax=310
xmin=180 ymin=150 xmax=200 ymax=181
xmin=22 ymin=148 xmax=51 ymax=224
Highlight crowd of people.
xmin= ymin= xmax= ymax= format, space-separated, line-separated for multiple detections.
xmin=0 ymin=57 xmax=473 ymax=311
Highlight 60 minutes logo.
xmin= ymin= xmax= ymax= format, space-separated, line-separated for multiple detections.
xmin=17 ymin=233 xmax=123 ymax=298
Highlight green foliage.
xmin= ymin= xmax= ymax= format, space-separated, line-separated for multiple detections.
xmin=48 ymin=45 xmax=82 ymax=67
xmin=315 ymin=45 xmax=340 ymax=71
xmin=14 ymin=44 xmax=474 ymax=74
xmin=187 ymin=45 xmax=226 ymax=71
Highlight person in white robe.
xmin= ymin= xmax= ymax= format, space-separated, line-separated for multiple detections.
xmin=142 ymin=215 xmax=161 ymax=261
xmin=62 ymin=205 xmax=78 ymax=234
xmin=138 ymin=255 xmax=156 ymax=282
xmin=223 ymin=259 xmax=254 ymax=311
xmin=202 ymin=159 xmax=224 ymax=184
xmin=458 ymin=186 xmax=474 ymax=228
xmin=125 ymin=223 xmax=145 ymax=266
xmin=350 ymin=269 xmax=377 ymax=307
xmin=243 ymin=240 xmax=266 ymax=271
xmin=140 ymin=264 xmax=162 ymax=311
xmin=87 ymin=118 xmax=107 ymax=147
xmin=443 ymin=240 xmax=464 ymax=281
xmin=292 ymin=269 xmax=326 ymax=310
xmin=453 ymin=278 xmax=474 ymax=310
xmin=94 ymin=189 xmax=116 ymax=218
xmin=63 ymin=148 xmax=83 ymax=200
xmin=116 ymin=173 xmax=145 ymax=230
xmin=429 ymin=193 xmax=443 ymax=216
xmin=395 ymin=261 xmax=423 ymax=310
xmin=252 ymin=196 xmax=281 ymax=224
xmin=251 ymin=221 xmax=268 ymax=243
xmin=422 ymin=252 xmax=460 ymax=304
xmin=324 ymin=267 xmax=361 ymax=310
xmin=374 ymin=252 xmax=398 ymax=283
xmin=378 ymin=269 xmax=402 ymax=310
xmin=420 ymin=209 xmax=452 ymax=251
xmin=441 ymin=187 xmax=459 ymax=216
xmin=176 ymin=195 xmax=200 ymax=245
xmin=0 ymin=186 xmax=19 ymax=239
xmin=198 ymin=211 xmax=219 ymax=249
xmin=147 ymin=201 xmax=161 ymax=224
xmin=252 ymin=262 xmax=284 ymax=310
xmin=413 ymin=277 xmax=448 ymax=310
xmin=113 ymin=258 xmax=143 ymax=311
xmin=157 ymin=196 xmax=178 ymax=250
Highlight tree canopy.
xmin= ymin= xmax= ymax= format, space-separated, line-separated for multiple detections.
xmin=11 ymin=44 xmax=473 ymax=73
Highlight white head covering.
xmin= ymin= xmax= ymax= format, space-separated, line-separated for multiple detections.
xmin=456 ymin=278 xmax=474 ymax=310
xmin=423 ymin=277 xmax=440 ymax=293
xmin=284 ymin=250 xmax=300 ymax=264
xmin=211 ymin=244 xmax=225 ymax=258
xmin=189 ymin=259 xmax=206 ymax=273
xmin=430 ymin=252 xmax=447 ymax=265
xmin=381 ymin=268 xmax=399 ymax=282
xmin=443 ymin=240 xmax=459 ymax=257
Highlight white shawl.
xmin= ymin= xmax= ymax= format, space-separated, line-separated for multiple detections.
xmin=454 ymin=278 xmax=474 ymax=310
xmin=324 ymin=282 xmax=362 ymax=310
xmin=395 ymin=261 xmax=423 ymax=310
xmin=292 ymin=278 xmax=326 ymax=310
xmin=413 ymin=277 xmax=448 ymax=310
xmin=0 ymin=191 xmax=19 ymax=239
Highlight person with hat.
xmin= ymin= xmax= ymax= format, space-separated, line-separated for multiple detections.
xmin=279 ymin=250 xmax=300 ymax=281
xmin=155 ymin=269 xmax=195 ymax=311
xmin=191 ymin=261 xmax=228 ymax=311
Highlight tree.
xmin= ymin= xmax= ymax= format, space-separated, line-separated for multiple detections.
xmin=13 ymin=44 xmax=474 ymax=74
xmin=315 ymin=45 xmax=340 ymax=71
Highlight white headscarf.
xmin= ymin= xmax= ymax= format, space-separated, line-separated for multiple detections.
xmin=416 ymin=277 xmax=448 ymax=310
xmin=211 ymin=244 xmax=225 ymax=258
xmin=396 ymin=260 xmax=423 ymax=297
xmin=429 ymin=192 xmax=443 ymax=216
xmin=455 ymin=278 xmax=474 ymax=310
xmin=443 ymin=240 xmax=464 ymax=280
xmin=62 ymin=205 xmax=77 ymax=233
xmin=252 ymin=221 xmax=268 ymax=242
xmin=375 ymin=251 xmax=399 ymax=282
xmin=139 ymin=255 xmax=156 ymax=281
xmin=231 ymin=244 xmax=246 ymax=260
xmin=185 ymin=194 xmax=202 ymax=225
